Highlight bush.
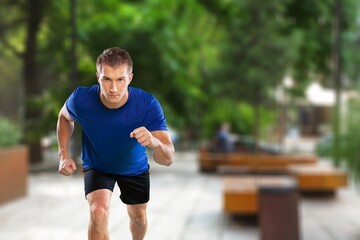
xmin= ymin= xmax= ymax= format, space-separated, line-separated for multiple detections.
xmin=316 ymin=97 xmax=360 ymax=184
xmin=0 ymin=117 xmax=22 ymax=148
xmin=337 ymin=98 xmax=360 ymax=183
xmin=202 ymin=99 xmax=276 ymax=138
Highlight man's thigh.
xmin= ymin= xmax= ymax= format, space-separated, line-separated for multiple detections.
xmin=86 ymin=189 xmax=112 ymax=207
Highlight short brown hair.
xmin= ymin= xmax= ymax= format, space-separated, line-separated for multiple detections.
xmin=96 ymin=47 xmax=133 ymax=73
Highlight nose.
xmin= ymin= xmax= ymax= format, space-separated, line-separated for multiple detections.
xmin=110 ymin=82 xmax=118 ymax=93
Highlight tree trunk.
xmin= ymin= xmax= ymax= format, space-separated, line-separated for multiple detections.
xmin=69 ymin=0 xmax=82 ymax=161
xmin=253 ymin=85 xmax=261 ymax=153
xmin=332 ymin=0 xmax=342 ymax=166
xmin=23 ymin=0 xmax=46 ymax=163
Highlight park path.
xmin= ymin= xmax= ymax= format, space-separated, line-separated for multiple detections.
xmin=1 ymin=151 xmax=360 ymax=239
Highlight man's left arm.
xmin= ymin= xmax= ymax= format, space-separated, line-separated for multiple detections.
xmin=130 ymin=127 xmax=175 ymax=166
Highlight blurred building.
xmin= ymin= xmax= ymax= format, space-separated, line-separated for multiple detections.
xmin=300 ymin=81 xmax=356 ymax=136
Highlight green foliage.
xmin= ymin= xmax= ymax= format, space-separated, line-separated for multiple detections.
xmin=77 ymin=0 xmax=224 ymax=130
xmin=203 ymin=100 xmax=276 ymax=138
xmin=1 ymin=0 xmax=360 ymax=148
xmin=0 ymin=117 xmax=22 ymax=148
xmin=336 ymin=98 xmax=360 ymax=183
xmin=284 ymin=0 xmax=334 ymax=78
xmin=200 ymin=0 xmax=295 ymax=100
xmin=316 ymin=97 xmax=360 ymax=184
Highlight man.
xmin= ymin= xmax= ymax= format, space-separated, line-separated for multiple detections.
xmin=57 ymin=47 xmax=175 ymax=240
xmin=213 ymin=122 xmax=234 ymax=152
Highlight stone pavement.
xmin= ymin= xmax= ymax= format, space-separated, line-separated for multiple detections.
xmin=1 ymin=151 xmax=360 ymax=240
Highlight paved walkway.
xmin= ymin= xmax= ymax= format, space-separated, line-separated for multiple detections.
xmin=1 ymin=151 xmax=360 ymax=240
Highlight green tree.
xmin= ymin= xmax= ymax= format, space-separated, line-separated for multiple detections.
xmin=76 ymin=0 xmax=224 ymax=131
xmin=1 ymin=0 xmax=359 ymax=157
xmin=0 ymin=0 xmax=48 ymax=163
xmin=200 ymin=0 xmax=296 ymax=148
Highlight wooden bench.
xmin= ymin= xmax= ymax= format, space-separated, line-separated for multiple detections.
xmin=218 ymin=165 xmax=288 ymax=175
xmin=222 ymin=176 xmax=296 ymax=214
xmin=219 ymin=162 xmax=348 ymax=193
xmin=199 ymin=149 xmax=317 ymax=172
xmin=288 ymin=163 xmax=347 ymax=192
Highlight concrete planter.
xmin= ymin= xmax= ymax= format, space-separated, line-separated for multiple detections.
xmin=0 ymin=145 xmax=28 ymax=204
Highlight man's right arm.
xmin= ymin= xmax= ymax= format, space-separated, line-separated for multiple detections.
xmin=57 ymin=103 xmax=77 ymax=176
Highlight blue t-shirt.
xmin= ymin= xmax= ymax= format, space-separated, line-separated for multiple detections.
xmin=65 ymin=85 xmax=168 ymax=176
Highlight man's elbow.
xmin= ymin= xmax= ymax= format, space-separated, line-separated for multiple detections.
xmin=160 ymin=148 xmax=175 ymax=166
xmin=166 ymin=147 xmax=175 ymax=166
xmin=154 ymin=157 xmax=173 ymax=166
xmin=164 ymin=157 xmax=174 ymax=166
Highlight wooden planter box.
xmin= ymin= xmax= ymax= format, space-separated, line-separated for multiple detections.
xmin=222 ymin=176 xmax=297 ymax=214
xmin=0 ymin=145 xmax=29 ymax=204
xmin=289 ymin=164 xmax=348 ymax=192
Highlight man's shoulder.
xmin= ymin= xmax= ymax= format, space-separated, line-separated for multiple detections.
xmin=130 ymin=87 xmax=153 ymax=97
xmin=75 ymin=85 xmax=98 ymax=93
xmin=72 ymin=85 xmax=98 ymax=98
xmin=129 ymin=87 xmax=157 ymax=104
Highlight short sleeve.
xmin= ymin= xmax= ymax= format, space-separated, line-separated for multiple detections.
xmin=144 ymin=97 xmax=167 ymax=132
xmin=65 ymin=88 xmax=79 ymax=122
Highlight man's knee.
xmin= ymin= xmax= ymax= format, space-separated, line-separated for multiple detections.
xmin=130 ymin=214 xmax=147 ymax=228
xmin=87 ymin=190 xmax=112 ymax=222
xmin=90 ymin=204 xmax=109 ymax=219
xmin=128 ymin=205 xmax=147 ymax=228
xmin=90 ymin=202 xmax=110 ymax=225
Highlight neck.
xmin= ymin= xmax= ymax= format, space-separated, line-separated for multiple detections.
xmin=99 ymin=90 xmax=129 ymax=109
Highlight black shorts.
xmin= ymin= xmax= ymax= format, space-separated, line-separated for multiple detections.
xmin=84 ymin=168 xmax=150 ymax=205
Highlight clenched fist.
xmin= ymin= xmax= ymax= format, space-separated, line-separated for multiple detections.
xmin=130 ymin=126 xmax=159 ymax=149
xmin=58 ymin=157 xmax=77 ymax=176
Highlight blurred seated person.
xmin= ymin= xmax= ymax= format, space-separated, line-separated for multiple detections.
xmin=210 ymin=122 xmax=234 ymax=152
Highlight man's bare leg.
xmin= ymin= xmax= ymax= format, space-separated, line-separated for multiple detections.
xmin=86 ymin=189 xmax=112 ymax=240
xmin=127 ymin=203 xmax=148 ymax=240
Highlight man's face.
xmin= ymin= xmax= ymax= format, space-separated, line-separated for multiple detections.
xmin=96 ymin=64 xmax=133 ymax=108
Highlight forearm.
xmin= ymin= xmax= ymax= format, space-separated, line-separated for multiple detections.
xmin=57 ymin=115 xmax=75 ymax=159
xmin=130 ymin=128 xmax=175 ymax=166
xmin=152 ymin=141 xmax=175 ymax=166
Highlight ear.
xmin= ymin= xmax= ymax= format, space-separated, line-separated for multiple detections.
xmin=128 ymin=73 xmax=133 ymax=84
xmin=96 ymin=71 xmax=100 ymax=83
